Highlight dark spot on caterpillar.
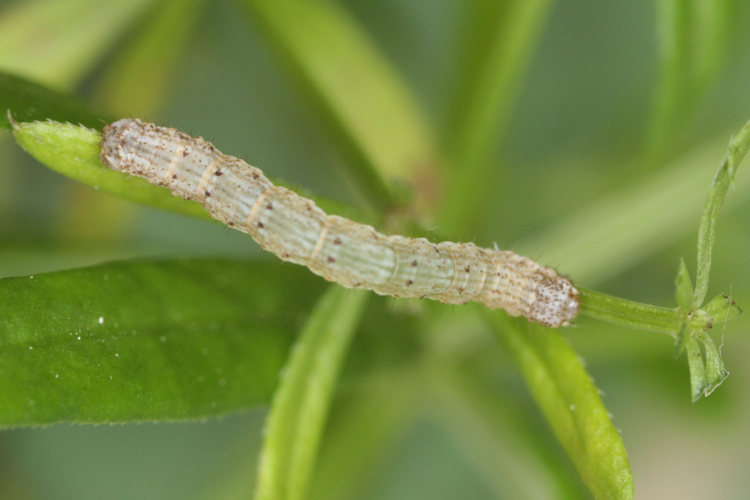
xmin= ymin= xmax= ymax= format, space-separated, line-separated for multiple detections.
xmin=327 ymin=256 xmax=335 ymax=263
xmin=182 ymin=150 xmax=189 ymax=157
xmin=464 ymin=266 xmax=470 ymax=273
xmin=333 ymin=237 xmax=342 ymax=245
xmin=353 ymin=282 xmax=362 ymax=287
xmin=215 ymin=170 xmax=223 ymax=176
xmin=266 ymin=203 xmax=273 ymax=210
xmin=252 ymin=173 xmax=259 ymax=180
xmin=282 ymin=253 xmax=290 ymax=258
xmin=228 ymin=221 xmax=235 ymax=226
xmin=172 ymin=174 xmax=178 ymax=179
xmin=406 ymin=280 xmax=413 ymax=286
xmin=411 ymin=260 xmax=418 ymax=267
xmin=257 ymin=222 xmax=264 ymax=228
xmin=458 ymin=288 xmax=465 ymax=294
xmin=205 ymin=190 xmax=211 ymax=197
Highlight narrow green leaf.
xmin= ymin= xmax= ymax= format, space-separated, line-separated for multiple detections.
xmin=0 ymin=258 xmax=326 ymax=426
xmin=93 ymin=0 xmax=206 ymax=117
xmin=702 ymin=294 xmax=742 ymax=323
xmin=0 ymin=72 xmax=104 ymax=129
xmin=255 ymin=286 xmax=368 ymax=500
xmin=684 ymin=336 xmax=708 ymax=402
xmin=488 ymin=313 xmax=634 ymax=500
xmin=202 ymin=301 xmax=422 ymax=500
xmin=239 ymin=0 xmax=441 ymax=210
xmin=692 ymin=119 xmax=750 ymax=307
xmin=440 ymin=0 xmax=552 ymax=236
xmin=674 ymin=258 xmax=693 ymax=312
xmin=695 ymin=332 xmax=729 ymax=397
xmin=0 ymin=0 xmax=155 ymax=89
xmin=10 ymin=119 xmax=211 ymax=220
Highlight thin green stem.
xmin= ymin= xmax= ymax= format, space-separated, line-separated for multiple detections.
xmin=693 ymin=119 xmax=750 ymax=307
xmin=578 ymin=287 xmax=682 ymax=336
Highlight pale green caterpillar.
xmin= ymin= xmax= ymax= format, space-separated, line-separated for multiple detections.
xmin=100 ymin=119 xmax=579 ymax=327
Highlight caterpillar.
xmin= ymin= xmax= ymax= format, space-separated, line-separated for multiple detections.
xmin=100 ymin=119 xmax=579 ymax=327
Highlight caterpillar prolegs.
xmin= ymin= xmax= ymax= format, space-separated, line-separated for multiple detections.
xmin=100 ymin=119 xmax=579 ymax=327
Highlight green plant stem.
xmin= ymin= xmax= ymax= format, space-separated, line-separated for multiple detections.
xmin=578 ymin=287 xmax=682 ymax=336
xmin=693 ymin=119 xmax=750 ymax=307
xmin=254 ymin=286 xmax=368 ymax=500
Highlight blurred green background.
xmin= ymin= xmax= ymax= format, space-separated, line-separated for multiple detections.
xmin=1 ymin=0 xmax=750 ymax=498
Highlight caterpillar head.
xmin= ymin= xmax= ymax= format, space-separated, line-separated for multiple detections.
xmin=100 ymin=118 xmax=156 ymax=177
xmin=528 ymin=271 xmax=580 ymax=327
